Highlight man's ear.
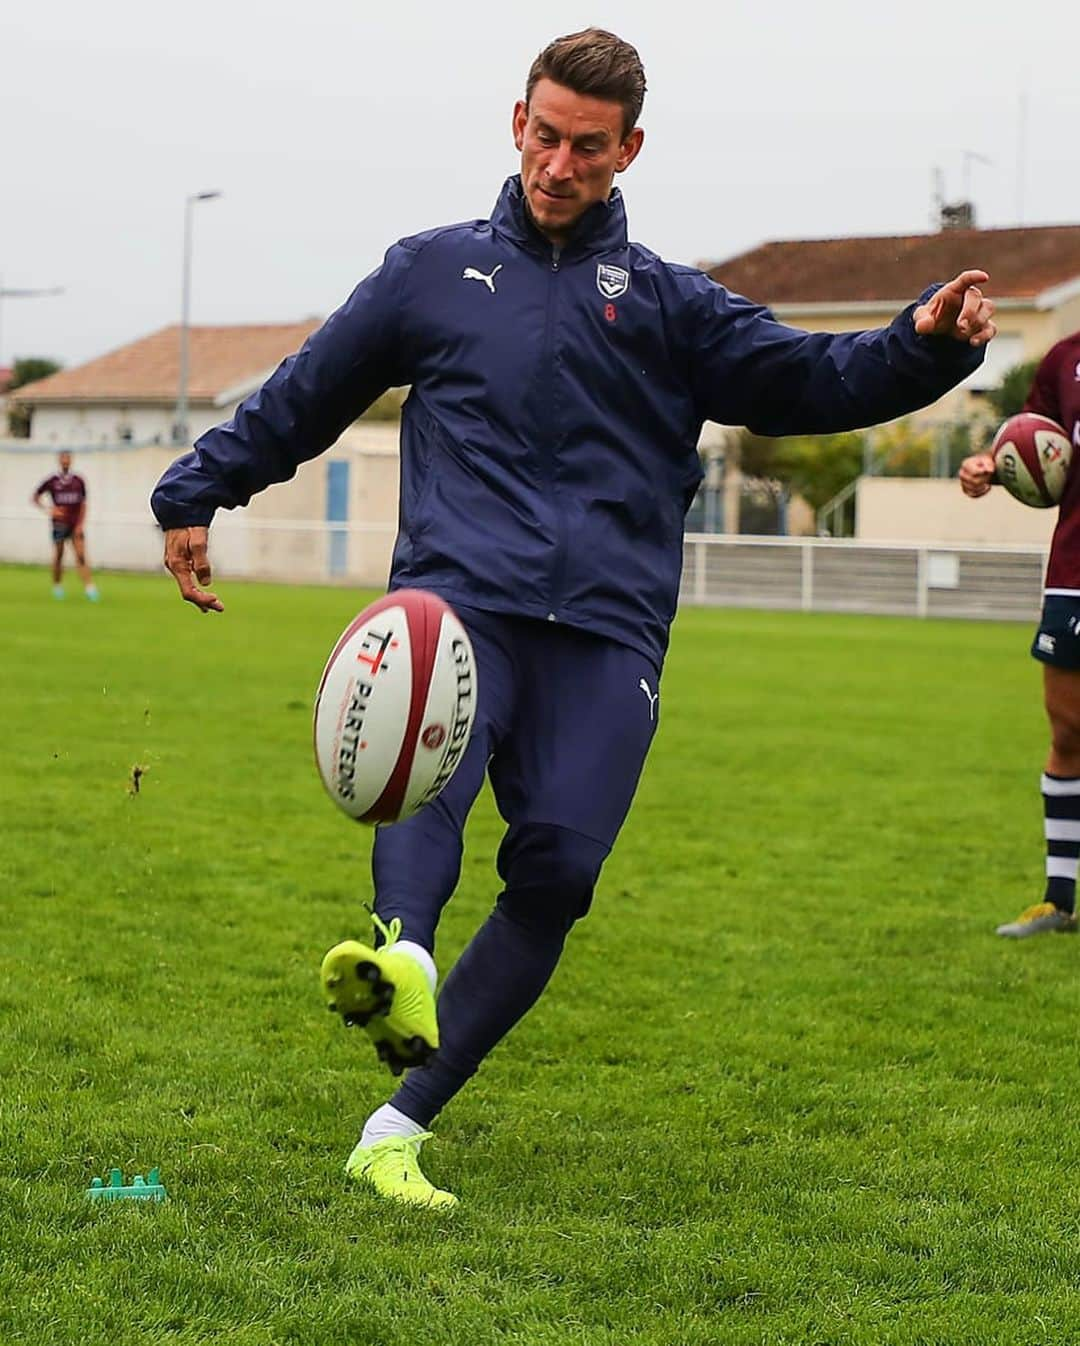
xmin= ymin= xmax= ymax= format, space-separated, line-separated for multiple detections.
xmin=512 ymin=99 xmax=527 ymax=152
xmin=615 ymin=126 xmax=645 ymax=174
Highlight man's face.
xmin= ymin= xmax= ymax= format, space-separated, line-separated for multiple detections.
xmin=58 ymin=452 xmax=72 ymax=473
xmin=513 ymin=78 xmax=643 ymax=245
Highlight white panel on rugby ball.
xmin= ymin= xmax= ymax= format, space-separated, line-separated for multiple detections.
xmin=313 ymin=590 xmax=477 ymax=825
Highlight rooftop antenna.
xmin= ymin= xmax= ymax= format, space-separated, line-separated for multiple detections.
xmin=961 ymin=149 xmax=992 ymax=202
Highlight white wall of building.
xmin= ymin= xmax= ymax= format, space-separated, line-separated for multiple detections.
xmin=26 ymin=402 xmax=226 ymax=447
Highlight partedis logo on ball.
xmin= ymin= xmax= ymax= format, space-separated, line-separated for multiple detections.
xmin=335 ymin=676 xmax=372 ymax=803
xmin=333 ymin=622 xmax=400 ymax=804
xmin=355 ymin=626 xmax=398 ymax=676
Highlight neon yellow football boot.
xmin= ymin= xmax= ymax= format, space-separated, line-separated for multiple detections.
xmin=345 ymin=1132 xmax=458 ymax=1210
xmin=320 ymin=912 xmax=439 ymax=1075
xmin=995 ymin=901 xmax=1079 ymax=938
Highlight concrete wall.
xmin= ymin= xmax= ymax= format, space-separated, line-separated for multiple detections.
xmin=856 ymin=476 xmax=1057 ymax=545
xmin=240 ymin=423 xmax=401 ymax=585
xmin=339 ymin=423 xmax=400 ymax=583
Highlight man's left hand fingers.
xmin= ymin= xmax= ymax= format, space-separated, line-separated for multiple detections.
xmin=961 ymin=295 xmax=996 ymax=345
xmin=955 ymin=285 xmax=982 ymax=336
xmin=945 ymin=268 xmax=990 ymax=295
xmin=966 ymin=305 xmax=997 ymax=347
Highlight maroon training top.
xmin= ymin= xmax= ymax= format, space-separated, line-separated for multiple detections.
xmin=36 ymin=472 xmax=86 ymax=528
xmin=1024 ymin=332 xmax=1080 ymax=591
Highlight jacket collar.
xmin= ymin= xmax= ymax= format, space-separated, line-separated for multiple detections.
xmin=490 ymin=175 xmax=628 ymax=259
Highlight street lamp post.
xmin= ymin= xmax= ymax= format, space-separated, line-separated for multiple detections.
xmin=174 ymin=190 xmax=222 ymax=445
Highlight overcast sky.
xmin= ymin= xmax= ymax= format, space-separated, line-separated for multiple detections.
xmin=2 ymin=0 xmax=1077 ymax=368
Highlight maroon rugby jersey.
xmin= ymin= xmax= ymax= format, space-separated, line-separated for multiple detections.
xmin=36 ymin=472 xmax=87 ymax=528
xmin=1025 ymin=332 xmax=1080 ymax=591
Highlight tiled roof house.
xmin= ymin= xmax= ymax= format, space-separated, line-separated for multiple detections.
xmin=705 ymin=224 xmax=1080 ymax=404
xmin=11 ymin=320 xmax=322 ymax=445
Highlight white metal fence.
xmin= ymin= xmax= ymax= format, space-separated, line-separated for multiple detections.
xmin=0 ymin=510 xmax=1048 ymax=622
xmin=681 ymin=534 xmax=1047 ymax=622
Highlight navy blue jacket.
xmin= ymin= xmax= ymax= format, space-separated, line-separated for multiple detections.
xmin=152 ymin=175 xmax=982 ymax=665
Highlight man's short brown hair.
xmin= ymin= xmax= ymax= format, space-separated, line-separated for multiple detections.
xmin=525 ymin=28 xmax=646 ymax=139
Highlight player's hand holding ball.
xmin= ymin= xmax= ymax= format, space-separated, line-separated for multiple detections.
xmin=994 ymin=413 xmax=1072 ymax=508
xmin=959 ymin=452 xmax=997 ymax=498
xmin=961 ymin=413 xmax=1073 ymax=506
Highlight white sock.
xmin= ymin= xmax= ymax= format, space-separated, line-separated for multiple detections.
xmin=360 ymin=1103 xmax=424 ymax=1147
xmin=387 ymin=939 xmax=437 ymax=992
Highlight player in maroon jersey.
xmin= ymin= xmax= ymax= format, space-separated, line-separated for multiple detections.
xmin=31 ymin=451 xmax=100 ymax=600
xmin=960 ymin=331 xmax=1080 ymax=936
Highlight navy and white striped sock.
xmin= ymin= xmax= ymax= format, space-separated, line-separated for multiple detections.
xmin=1042 ymin=773 xmax=1080 ymax=915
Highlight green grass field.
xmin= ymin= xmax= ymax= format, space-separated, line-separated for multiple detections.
xmin=4 ymin=564 xmax=1079 ymax=1345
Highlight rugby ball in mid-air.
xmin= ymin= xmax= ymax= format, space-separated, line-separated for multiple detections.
xmin=991 ymin=412 xmax=1072 ymax=508
xmin=313 ymin=589 xmax=477 ymax=825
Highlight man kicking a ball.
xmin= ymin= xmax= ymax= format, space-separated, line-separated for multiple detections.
xmin=152 ymin=29 xmax=996 ymax=1208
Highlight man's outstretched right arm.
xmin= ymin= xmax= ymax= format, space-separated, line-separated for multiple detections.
xmin=151 ymin=245 xmax=413 ymax=611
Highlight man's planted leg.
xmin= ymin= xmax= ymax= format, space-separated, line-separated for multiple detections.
xmin=388 ymin=822 xmax=609 ymax=1126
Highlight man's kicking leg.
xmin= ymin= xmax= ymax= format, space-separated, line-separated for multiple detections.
xmin=321 ymin=608 xmax=515 ymax=1068
xmin=321 ymin=726 xmax=495 ymax=1069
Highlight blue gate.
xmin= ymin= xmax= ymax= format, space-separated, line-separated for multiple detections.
xmin=326 ymin=460 xmax=350 ymax=577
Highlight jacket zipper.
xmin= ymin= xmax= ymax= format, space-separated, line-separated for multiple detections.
xmin=544 ymin=246 xmax=567 ymax=621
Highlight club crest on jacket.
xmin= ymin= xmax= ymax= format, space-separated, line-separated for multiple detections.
xmin=596 ymin=264 xmax=629 ymax=299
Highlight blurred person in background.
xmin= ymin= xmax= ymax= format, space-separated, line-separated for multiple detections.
xmin=32 ymin=450 xmax=99 ymax=601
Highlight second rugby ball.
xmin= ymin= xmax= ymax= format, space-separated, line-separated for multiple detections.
xmin=992 ymin=413 xmax=1072 ymax=508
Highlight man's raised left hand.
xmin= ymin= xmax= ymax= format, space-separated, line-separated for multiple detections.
xmin=913 ymin=270 xmax=997 ymax=347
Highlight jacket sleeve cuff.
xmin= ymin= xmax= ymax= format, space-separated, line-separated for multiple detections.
xmin=900 ymin=284 xmax=986 ymax=374
xmin=149 ymin=483 xmax=216 ymax=531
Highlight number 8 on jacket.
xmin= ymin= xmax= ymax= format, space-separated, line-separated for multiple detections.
xmin=313 ymin=589 xmax=478 ymax=825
